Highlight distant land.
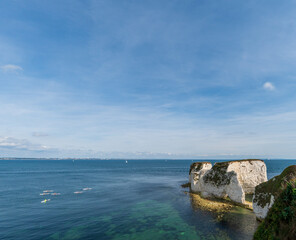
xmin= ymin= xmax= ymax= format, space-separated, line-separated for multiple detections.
xmin=0 ymin=157 xmax=294 ymax=161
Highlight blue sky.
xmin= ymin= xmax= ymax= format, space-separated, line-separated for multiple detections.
xmin=0 ymin=0 xmax=296 ymax=158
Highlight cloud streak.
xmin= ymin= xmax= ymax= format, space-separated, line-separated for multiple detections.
xmin=0 ymin=136 xmax=48 ymax=151
xmin=32 ymin=132 xmax=49 ymax=137
xmin=0 ymin=64 xmax=23 ymax=72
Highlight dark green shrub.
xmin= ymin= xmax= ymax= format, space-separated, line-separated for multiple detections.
xmin=253 ymin=181 xmax=296 ymax=240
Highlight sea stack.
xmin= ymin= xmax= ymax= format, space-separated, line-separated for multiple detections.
xmin=189 ymin=162 xmax=212 ymax=184
xmin=190 ymin=159 xmax=267 ymax=204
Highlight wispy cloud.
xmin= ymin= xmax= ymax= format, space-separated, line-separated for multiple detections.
xmin=263 ymin=82 xmax=275 ymax=91
xmin=0 ymin=64 xmax=23 ymax=72
xmin=32 ymin=132 xmax=49 ymax=137
xmin=0 ymin=136 xmax=48 ymax=151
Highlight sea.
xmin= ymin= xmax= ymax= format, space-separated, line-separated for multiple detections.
xmin=1 ymin=159 xmax=295 ymax=240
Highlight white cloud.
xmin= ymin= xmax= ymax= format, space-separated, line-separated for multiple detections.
xmin=0 ymin=136 xmax=48 ymax=151
xmin=263 ymin=82 xmax=275 ymax=91
xmin=0 ymin=64 xmax=23 ymax=72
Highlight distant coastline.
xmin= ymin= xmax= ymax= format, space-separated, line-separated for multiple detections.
xmin=1 ymin=157 xmax=295 ymax=161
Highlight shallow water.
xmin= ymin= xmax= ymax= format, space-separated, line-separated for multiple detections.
xmin=0 ymin=159 xmax=295 ymax=240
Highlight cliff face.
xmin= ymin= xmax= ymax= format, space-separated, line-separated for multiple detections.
xmin=253 ymin=180 xmax=296 ymax=240
xmin=190 ymin=160 xmax=267 ymax=204
xmin=226 ymin=160 xmax=267 ymax=194
xmin=189 ymin=162 xmax=212 ymax=184
xmin=252 ymin=165 xmax=296 ymax=220
xmin=200 ymin=162 xmax=245 ymax=203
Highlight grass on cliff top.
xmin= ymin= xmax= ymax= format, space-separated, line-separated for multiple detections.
xmin=253 ymin=165 xmax=296 ymax=208
xmin=214 ymin=159 xmax=264 ymax=167
xmin=253 ymin=181 xmax=296 ymax=240
xmin=189 ymin=162 xmax=211 ymax=175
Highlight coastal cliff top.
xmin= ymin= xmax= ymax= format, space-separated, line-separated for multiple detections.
xmin=189 ymin=159 xmax=264 ymax=175
xmin=254 ymin=179 xmax=296 ymax=239
xmin=213 ymin=159 xmax=264 ymax=167
xmin=189 ymin=162 xmax=212 ymax=174
xmin=253 ymin=165 xmax=296 ymax=209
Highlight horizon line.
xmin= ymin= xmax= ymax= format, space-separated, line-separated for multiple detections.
xmin=0 ymin=157 xmax=295 ymax=161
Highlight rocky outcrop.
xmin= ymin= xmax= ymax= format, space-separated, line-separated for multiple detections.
xmin=253 ymin=179 xmax=296 ymax=239
xmin=252 ymin=194 xmax=274 ymax=220
xmin=189 ymin=162 xmax=212 ymax=184
xmin=190 ymin=159 xmax=267 ymax=204
xmin=252 ymin=165 xmax=296 ymax=220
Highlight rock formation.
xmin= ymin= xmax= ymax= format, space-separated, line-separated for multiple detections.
xmin=253 ymin=178 xmax=296 ymax=239
xmin=189 ymin=162 xmax=212 ymax=184
xmin=190 ymin=159 xmax=267 ymax=204
xmin=252 ymin=165 xmax=296 ymax=220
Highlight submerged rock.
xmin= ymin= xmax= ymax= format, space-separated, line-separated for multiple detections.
xmin=252 ymin=165 xmax=296 ymax=220
xmin=189 ymin=192 xmax=234 ymax=213
xmin=180 ymin=182 xmax=190 ymax=188
xmin=191 ymin=159 xmax=267 ymax=204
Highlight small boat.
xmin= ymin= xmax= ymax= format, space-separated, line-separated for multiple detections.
xmin=74 ymin=191 xmax=83 ymax=194
xmin=40 ymin=193 xmax=50 ymax=196
xmin=51 ymin=193 xmax=61 ymax=196
xmin=41 ymin=199 xmax=50 ymax=203
xmin=125 ymin=160 xmax=128 ymax=164
xmin=43 ymin=190 xmax=53 ymax=193
xmin=82 ymin=188 xmax=92 ymax=191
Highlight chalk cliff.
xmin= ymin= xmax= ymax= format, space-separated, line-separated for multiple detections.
xmin=252 ymin=165 xmax=296 ymax=220
xmin=253 ymin=173 xmax=296 ymax=239
xmin=190 ymin=159 xmax=267 ymax=204
xmin=189 ymin=162 xmax=212 ymax=184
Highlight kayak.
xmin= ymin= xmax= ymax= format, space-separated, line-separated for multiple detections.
xmin=40 ymin=193 xmax=50 ymax=196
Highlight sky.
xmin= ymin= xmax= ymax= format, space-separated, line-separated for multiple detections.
xmin=0 ymin=0 xmax=296 ymax=159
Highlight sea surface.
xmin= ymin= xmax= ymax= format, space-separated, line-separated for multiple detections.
xmin=1 ymin=159 xmax=295 ymax=240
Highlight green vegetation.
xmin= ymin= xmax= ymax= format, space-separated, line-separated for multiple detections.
xmin=189 ymin=162 xmax=211 ymax=175
xmin=253 ymin=165 xmax=296 ymax=208
xmin=245 ymin=194 xmax=254 ymax=202
xmin=218 ymin=159 xmax=264 ymax=164
xmin=203 ymin=163 xmax=235 ymax=186
xmin=253 ymin=181 xmax=296 ymax=240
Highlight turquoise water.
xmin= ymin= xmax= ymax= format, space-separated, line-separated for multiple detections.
xmin=1 ymin=159 xmax=295 ymax=240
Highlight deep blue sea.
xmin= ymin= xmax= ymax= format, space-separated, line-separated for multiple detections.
xmin=1 ymin=159 xmax=295 ymax=240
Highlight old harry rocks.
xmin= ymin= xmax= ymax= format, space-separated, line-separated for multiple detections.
xmin=189 ymin=160 xmax=268 ymax=204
